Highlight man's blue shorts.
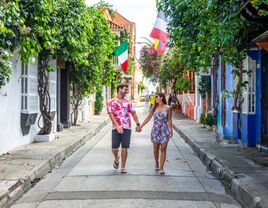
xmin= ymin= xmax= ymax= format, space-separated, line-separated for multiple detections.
xmin=112 ymin=129 xmax=131 ymax=149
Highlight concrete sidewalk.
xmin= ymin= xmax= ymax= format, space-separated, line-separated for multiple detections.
xmin=173 ymin=112 xmax=268 ymax=208
xmin=0 ymin=115 xmax=109 ymax=208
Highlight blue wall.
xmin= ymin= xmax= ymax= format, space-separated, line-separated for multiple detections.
xmin=256 ymin=50 xmax=262 ymax=145
xmin=240 ymin=50 xmax=260 ymax=147
xmin=216 ymin=61 xmax=234 ymax=139
xmin=223 ymin=64 xmax=234 ymax=138
xmin=217 ymin=58 xmax=223 ymax=136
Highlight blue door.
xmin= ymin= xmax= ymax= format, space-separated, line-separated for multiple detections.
xmin=261 ymin=50 xmax=268 ymax=146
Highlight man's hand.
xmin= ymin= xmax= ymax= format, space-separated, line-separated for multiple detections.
xmin=116 ymin=126 xmax=124 ymax=134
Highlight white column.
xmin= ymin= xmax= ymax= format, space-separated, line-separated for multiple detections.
xmin=194 ymin=75 xmax=200 ymax=121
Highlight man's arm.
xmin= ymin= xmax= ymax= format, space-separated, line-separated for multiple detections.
xmin=108 ymin=113 xmax=124 ymax=134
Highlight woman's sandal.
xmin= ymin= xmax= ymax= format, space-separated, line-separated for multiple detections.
xmin=113 ymin=156 xmax=119 ymax=169
xmin=120 ymin=168 xmax=127 ymax=174
xmin=159 ymin=169 xmax=165 ymax=175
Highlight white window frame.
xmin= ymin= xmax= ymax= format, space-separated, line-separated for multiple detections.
xmin=242 ymin=56 xmax=256 ymax=114
xmin=21 ymin=59 xmax=39 ymax=114
xmin=21 ymin=64 xmax=28 ymax=112
xmin=48 ymin=69 xmax=57 ymax=112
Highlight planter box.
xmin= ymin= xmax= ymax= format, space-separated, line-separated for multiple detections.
xmin=34 ymin=133 xmax=55 ymax=142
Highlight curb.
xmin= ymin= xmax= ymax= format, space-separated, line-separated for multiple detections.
xmin=0 ymin=118 xmax=110 ymax=208
xmin=173 ymin=124 xmax=263 ymax=208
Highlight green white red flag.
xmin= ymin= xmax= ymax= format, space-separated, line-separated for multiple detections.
xmin=114 ymin=40 xmax=129 ymax=72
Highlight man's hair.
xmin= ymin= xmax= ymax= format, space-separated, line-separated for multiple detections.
xmin=117 ymin=84 xmax=128 ymax=93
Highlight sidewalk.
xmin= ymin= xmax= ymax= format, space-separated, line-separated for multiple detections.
xmin=173 ymin=112 xmax=268 ymax=208
xmin=0 ymin=115 xmax=109 ymax=208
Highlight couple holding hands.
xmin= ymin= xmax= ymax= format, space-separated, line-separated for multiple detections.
xmin=107 ymin=84 xmax=173 ymax=175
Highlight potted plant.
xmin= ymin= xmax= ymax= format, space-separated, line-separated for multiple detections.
xmin=205 ymin=112 xmax=216 ymax=130
xmin=200 ymin=113 xmax=206 ymax=127
xmin=95 ymin=89 xmax=104 ymax=115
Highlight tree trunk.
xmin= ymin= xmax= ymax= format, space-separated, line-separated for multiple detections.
xmin=37 ymin=57 xmax=52 ymax=135
xmin=71 ymin=83 xmax=82 ymax=126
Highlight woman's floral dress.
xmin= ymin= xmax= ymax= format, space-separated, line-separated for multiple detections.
xmin=151 ymin=106 xmax=170 ymax=144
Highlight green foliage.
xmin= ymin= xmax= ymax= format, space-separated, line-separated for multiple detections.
xmin=157 ymin=0 xmax=267 ymax=114
xmin=251 ymin=0 xmax=268 ymax=16
xmin=160 ymin=47 xmax=186 ymax=89
xmin=0 ymin=0 xmax=21 ymax=88
xmin=200 ymin=113 xmax=206 ymax=125
xmin=205 ymin=112 xmax=216 ymax=126
xmin=198 ymin=76 xmax=211 ymax=99
xmin=138 ymin=81 xmax=145 ymax=94
xmin=70 ymin=6 xmax=116 ymax=97
xmin=157 ymin=0 xmax=250 ymax=71
xmin=173 ymin=77 xmax=191 ymax=92
xmin=95 ymin=89 xmax=104 ymax=114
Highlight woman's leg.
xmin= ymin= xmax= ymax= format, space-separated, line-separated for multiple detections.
xmin=153 ymin=143 xmax=160 ymax=169
xmin=160 ymin=142 xmax=168 ymax=173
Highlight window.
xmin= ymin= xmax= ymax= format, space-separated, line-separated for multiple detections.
xmin=21 ymin=64 xmax=28 ymax=112
xmin=49 ymin=70 xmax=57 ymax=112
xmin=242 ymin=56 xmax=256 ymax=114
xmin=21 ymin=60 xmax=38 ymax=113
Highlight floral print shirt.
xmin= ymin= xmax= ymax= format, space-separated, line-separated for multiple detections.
xmin=107 ymin=98 xmax=135 ymax=130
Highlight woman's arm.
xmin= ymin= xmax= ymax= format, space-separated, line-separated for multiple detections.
xmin=140 ymin=107 xmax=155 ymax=129
xmin=167 ymin=106 xmax=173 ymax=137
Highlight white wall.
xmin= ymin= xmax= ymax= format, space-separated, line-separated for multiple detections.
xmin=0 ymin=55 xmax=57 ymax=154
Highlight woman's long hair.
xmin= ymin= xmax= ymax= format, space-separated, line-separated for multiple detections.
xmin=152 ymin=92 xmax=167 ymax=111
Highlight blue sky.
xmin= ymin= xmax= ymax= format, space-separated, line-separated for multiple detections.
xmin=86 ymin=0 xmax=157 ymax=58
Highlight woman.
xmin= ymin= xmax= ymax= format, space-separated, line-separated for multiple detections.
xmin=140 ymin=92 xmax=173 ymax=175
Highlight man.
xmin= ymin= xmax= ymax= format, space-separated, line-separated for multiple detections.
xmin=149 ymin=92 xmax=156 ymax=109
xmin=107 ymin=84 xmax=141 ymax=173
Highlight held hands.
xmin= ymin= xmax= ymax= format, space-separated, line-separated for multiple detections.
xmin=136 ymin=125 xmax=142 ymax=132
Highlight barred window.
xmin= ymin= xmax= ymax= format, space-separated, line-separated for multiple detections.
xmin=242 ymin=56 xmax=256 ymax=114
xmin=21 ymin=60 xmax=38 ymax=113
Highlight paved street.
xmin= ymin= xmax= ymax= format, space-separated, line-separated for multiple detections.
xmin=11 ymin=105 xmax=241 ymax=208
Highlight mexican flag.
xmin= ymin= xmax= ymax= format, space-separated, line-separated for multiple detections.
xmin=114 ymin=40 xmax=129 ymax=72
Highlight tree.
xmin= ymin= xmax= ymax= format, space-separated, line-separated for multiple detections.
xmin=157 ymin=0 xmax=267 ymax=116
xmin=70 ymin=6 xmax=116 ymax=125
xmin=0 ymin=0 xmax=22 ymax=89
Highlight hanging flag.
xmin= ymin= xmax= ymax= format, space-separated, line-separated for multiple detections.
xmin=153 ymin=38 xmax=167 ymax=55
xmin=150 ymin=11 xmax=169 ymax=43
xmin=114 ymin=40 xmax=129 ymax=72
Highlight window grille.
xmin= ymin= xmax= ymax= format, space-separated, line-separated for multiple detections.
xmin=21 ymin=60 xmax=38 ymax=113
xmin=242 ymin=56 xmax=256 ymax=114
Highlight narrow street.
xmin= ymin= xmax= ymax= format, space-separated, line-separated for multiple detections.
xmin=11 ymin=104 xmax=241 ymax=208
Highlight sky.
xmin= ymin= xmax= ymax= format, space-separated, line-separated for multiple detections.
xmin=86 ymin=0 xmax=157 ymax=58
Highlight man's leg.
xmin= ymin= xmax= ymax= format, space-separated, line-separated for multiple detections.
xmin=121 ymin=148 xmax=127 ymax=169
xmin=112 ymin=130 xmax=120 ymax=169
xmin=121 ymin=129 xmax=131 ymax=173
xmin=112 ymin=148 xmax=119 ymax=161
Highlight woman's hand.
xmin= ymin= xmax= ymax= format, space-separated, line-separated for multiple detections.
xmin=169 ymin=128 xmax=173 ymax=138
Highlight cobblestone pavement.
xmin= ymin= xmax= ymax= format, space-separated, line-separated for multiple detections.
xmin=11 ymin=105 xmax=241 ymax=208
